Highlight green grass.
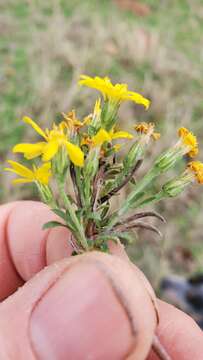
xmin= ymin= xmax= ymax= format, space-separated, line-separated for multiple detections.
xmin=1 ymin=0 xmax=203 ymax=282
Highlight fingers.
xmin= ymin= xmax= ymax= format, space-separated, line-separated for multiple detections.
xmin=0 ymin=252 xmax=157 ymax=360
xmin=0 ymin=202 xmax=24 ymax=300
xmin=0 ymin=201 xmax=72 ymax=300
xmin=148 ymin=300 xmax=203 ymax=360
xmin=110 ymin=242 xmax=203 ymax=359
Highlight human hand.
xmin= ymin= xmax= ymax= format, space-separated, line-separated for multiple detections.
xmin=0 ymin=201 xmax=202 ymax=359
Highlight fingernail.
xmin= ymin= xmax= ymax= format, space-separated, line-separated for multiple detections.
xmin=30 ymin=263 xmax=134 ymax=360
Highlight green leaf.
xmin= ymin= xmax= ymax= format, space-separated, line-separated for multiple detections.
xmin=75 ymin=208 xmax=85 ymax=221
xmin=100 ymin=203 xmax=110 ymax=220
xmin=65 ymin=211 xmax=78 ymax=232
xmin=100 ymin=243 xmax=109 ymax=253
xmin=87 ymin=212 xmax=101 ymax=222
xmin=135 ymin=195 xmax=159 ymax=207
xmin=52 ymin=208 xmax=67 ymax=221
xmin=43 ymin=221 xmax=66 ymax=230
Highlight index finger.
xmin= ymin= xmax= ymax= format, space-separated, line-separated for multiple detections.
xmin=148 ymin=300 xmax=203 ymax=360
xmin=0 ymin=201 xmax=72 ymax=300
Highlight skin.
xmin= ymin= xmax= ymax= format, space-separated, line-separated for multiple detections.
xmin=0 ymin=201 xmax=203 ymax=359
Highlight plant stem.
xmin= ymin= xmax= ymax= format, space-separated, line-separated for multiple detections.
xmin=119 ymin=167 xmax=158 ymax=216
xmin=134 ymin=191 xmax=165 ymax=209
xmin=58 ymin=179 xmax=88 ymax=251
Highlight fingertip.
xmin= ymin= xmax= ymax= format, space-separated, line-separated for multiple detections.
xmin=0 ymin=202 xmax=23 ymax=300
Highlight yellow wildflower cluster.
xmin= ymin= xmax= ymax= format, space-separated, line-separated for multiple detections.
xmin=5 ymin=74 xmax=202 ymax=195
xmin=4 ymin=74 xmax=203 ymax=257
xmin=6 ymin=75 xmax=151 ymax=187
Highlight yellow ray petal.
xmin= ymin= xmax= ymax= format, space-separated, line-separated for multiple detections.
xmin=38 ymin=162 xmax=51 ymax=171
xmin=92 ymin=129 xmax=111 ymax=146
xmin=23 ymin=116 xmax=47 ymax=140
xmin=13 ymin=142 xmax=46 ymax=159
xmin=34 ymin=162 xmax=52 ymax=185
xmin=111 ymin=131 xmax=134 ymax=140
xmin=6 ymin=160 xmax=34 ymax=179
xmin=127 ymin=92 xmax=150 ymax=109
xmin=12 ymin=178 xmax=33 ymax=185
xmin=42 ymin=141 xmax=59 ymax=161
xmin=66 ymin=142 xmax=84 ymax=167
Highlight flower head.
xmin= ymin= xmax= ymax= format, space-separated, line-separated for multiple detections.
xmin=178 ymin=127 xmax=198 ymax=158
xmin=82 ymin=127 xmax=133 ymax=147
xmin=13 ymin=116 xmax=84 ymax=167
xmin=79 ymin=75 xmax=150 ymax=109
xmin=162 ymin=161 xmax=203 ymax=197
xmin=187 ymin=161 xmax=203 ymax=184
xmin=5 ymin=161 xmax=52 ymax=185
xmin=62 ymin=110 xmax=91 ymax=131
xmin=134 ymin=122 xmax=160 ymax=141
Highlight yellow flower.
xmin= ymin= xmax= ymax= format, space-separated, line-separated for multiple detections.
xmin=62 ymin=110 xmax=91 ymax=131
xmin=187 ymin=161 xmax=203 ymax=184
xmin=178 ymin=127 xmax=198 ymax=158
xmin=92 ymin=129 xmax=112 ymax=146
xmin=13 ymin=116 xmax=84 ymax=167
xmin=79 ymin=75 xmax=150 ymax=109
xmin=134 ymin=122 xmax=160 ymax=140
xmin=82 ymin=128 xmax=133 ymax=147
xmin=5 ymin=161 xmax=52 ymax=185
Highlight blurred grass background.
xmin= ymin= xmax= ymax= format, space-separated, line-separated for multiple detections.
xmin=1 ymin=0 xmax=203 ymax=287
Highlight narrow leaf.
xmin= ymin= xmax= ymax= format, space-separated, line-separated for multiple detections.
xmin=43 ymin=221 xmax=66 ymax=230
xmin=52 ymin=208 xmax=67 ymax=221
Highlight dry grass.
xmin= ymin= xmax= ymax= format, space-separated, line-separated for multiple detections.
xmin=1 ymin=0 xmax=203 ymax=285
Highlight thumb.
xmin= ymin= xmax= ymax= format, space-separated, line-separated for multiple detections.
xmin=0 ymin=252 xmax=157 ymax=360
